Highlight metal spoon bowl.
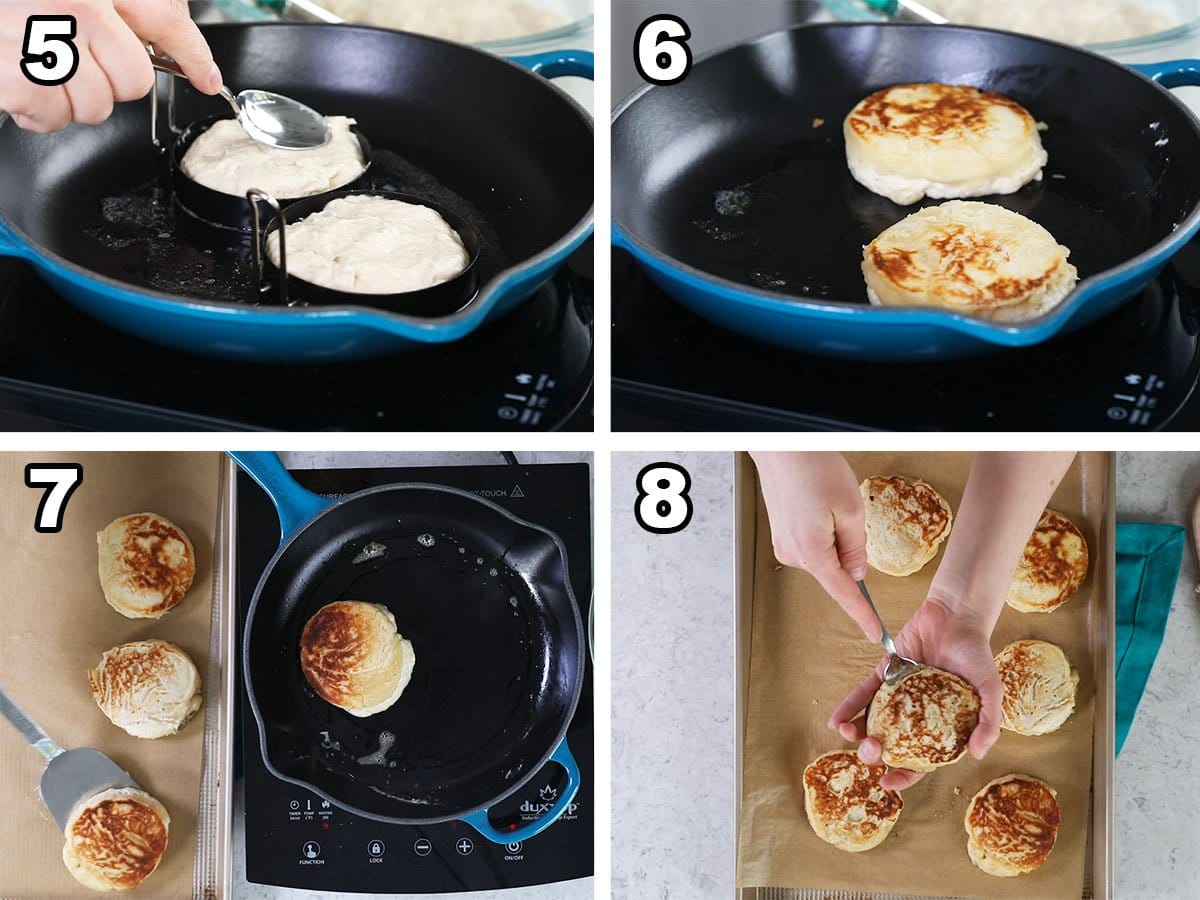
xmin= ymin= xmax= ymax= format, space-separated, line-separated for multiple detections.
xmin=856 ymin=580 xmax=922 ymax=685
xmin=149 ymin=54 xmax=331 ymax=150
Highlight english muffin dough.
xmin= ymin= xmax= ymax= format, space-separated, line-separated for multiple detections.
xmin=866 ymin=665 xmax=979 ymax=772
xmin=965 ymin=774 xmax=1060 ymax=876
xmin=300 ymin=600 xmax=416 ymax=717
xmin=88 ymin=640 xmax=203 ymax=739
xmin=180 ymin=116 xmax=364 ymax=199
xmin=995 ymin=639 xmax=1078 ymax=736
xmin=803 ymin=750 xmax=903 ymax=852
xmin=1007 ymin=509 xmax=1090 ymax=613
xmin=860 ymin=475 xmax=953 ymax=576
xmin=863 ymin=200 xmax=1078 ymax=321
xmin=63 ymin=787 xmax=170 ymax=892
xmin=845 ymin=83 xmax=1047 ymax=205
xmin=97 ymin=513 xmax=196 ymax=619
xmin=268 ymin=194 xmax=470 ymax=295
xmin=320 ymin=0 xmax=568 ymax=43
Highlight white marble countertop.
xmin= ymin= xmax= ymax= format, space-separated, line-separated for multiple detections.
xmin=234 ymin=451 xmax=593 ymax=900
xmin=1114 ymin=451 xmax=1200 ymax=900
xmin=612 ymin=452 xmax=736 ymax=899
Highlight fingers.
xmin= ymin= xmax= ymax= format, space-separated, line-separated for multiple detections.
xmin=829 ymin=667 xmax=882 ymax=731
xmin=879 ymin=767 xmax=926 ymax=791
xmin=10 ymin=87 xmax=71 ymax=133
xmin=856 ymin=735 xmax=882 ymax=763
xmin=832 ymin=503 xmax=868 ymax=581
xmin=63 ymin=55 xmax=113 ymax=126
xmin=969 ymin=669 xmax=1004 ymax=760
xmin=114 ymin=0 xmax=222 ymax=94
xmin=836 ymin=717 xmax=867 ymax=742
xmin=89 ymin=8 xmax=157 ymax=103
xmin=818 ymin=564 xmax=883 ymax=642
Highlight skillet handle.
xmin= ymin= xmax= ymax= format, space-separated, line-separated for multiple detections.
xmin=459 ymin=739 xmax=580 ymax=844
xmin=227 ymin=451 xmax=330 ymax=540
xmin=509 ymin=50 xmax=594 ymax=81
xmin=0 ymin=217 xmax=31 ymax=260
xmin=1130 ymin=59 xmax=1200 ymax=88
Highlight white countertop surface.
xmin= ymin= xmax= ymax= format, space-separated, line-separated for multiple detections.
xmin=1114 ymin=451 xmax=1200 ymax=900
xmin=613 ymin=451 xmax=1200 ymax=899
xmin=234 ymin=451 xmax=593 ymax=900
xmin=612 ymin=452 xmax=736 ymax=899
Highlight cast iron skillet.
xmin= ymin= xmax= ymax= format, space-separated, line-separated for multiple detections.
xmin=231 ymin=452 xmax=584 ymax=842
xmin=0 ymin=24 xmax=593 ymax=362
xmin=613 ymin=24 xmax=1200 ymax=360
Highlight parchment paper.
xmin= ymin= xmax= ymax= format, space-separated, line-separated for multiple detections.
xmin=0 ymin=452 xmax=221 ymax=899
xmin=737 ymin=452 xmax=1103 ymax=899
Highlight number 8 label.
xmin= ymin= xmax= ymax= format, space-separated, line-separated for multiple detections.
xmin=635 ymin=463 xmax=693 ymax=534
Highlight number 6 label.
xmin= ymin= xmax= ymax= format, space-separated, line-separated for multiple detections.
xmin=20 ymin=16 xmax=80 ymax=87
xmin=634 ymin=15 xmax=693 ymax=86
xmin=635 ymin=463 xmax=693 ymax=534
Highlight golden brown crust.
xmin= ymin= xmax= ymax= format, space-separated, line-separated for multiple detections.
xmin=869 ymin=224 xmax=1056 ymax=308
xmin=804 ymin=751 xmax=903 ymax=843
xmin=300 ymin=601 xmax=371 ymax=708
xmin=867 ymin=667 xmax=979 ymax=771
xmin=966 ymin=775 xmax=1060 ymax=874
xmin=862 ymin=475 xmax=952 ymax=545
xmin=106 ymin=514 xmax=196 ymax=616
xmin=67 ymin=793 xmax=169 ymax=890
xmin=1008 ymin=509 xmax=1089 ymax=613
xmin=847 ymin=83 xmax=1035 ymax=142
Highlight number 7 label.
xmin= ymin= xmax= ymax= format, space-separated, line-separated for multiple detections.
xmin=25 ymin=463 xmax=83 ymax=533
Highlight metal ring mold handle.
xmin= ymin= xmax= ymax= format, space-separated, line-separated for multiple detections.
xmin=227 ymin=450 xmax=330 ymax=540
xmin=248 ymin=188 xmax=289 ymax=306
xmin=459 ymin=739 xmax=581 ymax=844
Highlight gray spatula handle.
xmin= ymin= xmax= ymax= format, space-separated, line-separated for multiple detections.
xmin=0 ymin=684 xmax=62 ymax=761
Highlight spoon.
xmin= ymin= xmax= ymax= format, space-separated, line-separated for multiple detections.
xmin=0 ymin=682 xmax=141 ymax=830
xmin=856 ymin=580 xmax=922 ymax=685
xmin=861 ymin=0 xmax=949 ymax=24
xmin=149 ymin=54 xmax=331 ymax=150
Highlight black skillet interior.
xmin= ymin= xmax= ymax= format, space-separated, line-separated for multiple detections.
xmin=0 ymin=23 xmax=593 ymax=307
xmin=613 ymin=24 xmax=1200 ymax=303
xmin=245 ymin=486 xmax=583 ymax=822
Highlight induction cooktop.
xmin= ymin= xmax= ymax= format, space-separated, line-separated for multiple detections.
xmin=612 ymin=241 xmax=1200 ymax=431
xmin=235 ymin=460 xmax=594 ymax=893
xmin=0 ymin=258 xmax=592 ymax=431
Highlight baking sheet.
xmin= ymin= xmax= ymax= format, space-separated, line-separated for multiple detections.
xmin=737 ymin=452 xmax=1108 ymax=899
xmin=0 ymin=452 xmax=222 ymax=899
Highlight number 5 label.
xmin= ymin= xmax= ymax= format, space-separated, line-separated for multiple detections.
xmin=20 ymin=16 xmax=79 ymax=87
xmin=25 ymin=463 xmax=83 ymax=533
xmin=634 ymin=15 xmax=693 ymax=86
xmin=635 ymin=463 xmax=693 ymax=534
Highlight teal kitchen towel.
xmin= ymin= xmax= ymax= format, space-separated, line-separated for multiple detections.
xmin=1116 ymin=522 xmax=1186 ymax=755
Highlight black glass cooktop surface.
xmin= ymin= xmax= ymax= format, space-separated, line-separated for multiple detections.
xmin=0 ymin=259 xmax=592 ymax=431
xmin=236 ymin=461 xmax=593 ymax=893
xmin=613 ymin=241 xmax=1200 ymax=431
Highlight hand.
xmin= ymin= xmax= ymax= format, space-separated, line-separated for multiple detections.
xmin=1 ymin=0 xmax=220 ymax=133
xmin=751 ymin=452 xmax=880 ymax=640
xmin=828 ymin=593 xmax=1003 ymax=790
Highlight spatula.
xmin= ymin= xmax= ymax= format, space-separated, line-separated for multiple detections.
xmin=0 ymin=683 xmax=139 ymax=830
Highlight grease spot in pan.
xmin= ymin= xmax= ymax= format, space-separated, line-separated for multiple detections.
xmin=357 ymin=731 xmax=395 ymax=766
